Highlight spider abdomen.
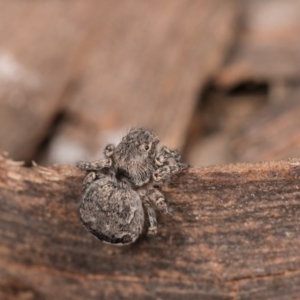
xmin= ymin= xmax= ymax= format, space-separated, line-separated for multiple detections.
xmin=79 ymin=177 xmax=144 ymax=245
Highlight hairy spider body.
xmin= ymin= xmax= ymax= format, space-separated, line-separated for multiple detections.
xmin=113 ymin=128 xmax=159 ymax=186
xmin=77 ymin=128 xmax=189 ymax=245
xmin=79 ymin=174 xmax=144 ymax=245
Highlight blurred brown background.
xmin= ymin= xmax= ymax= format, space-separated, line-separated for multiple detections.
xmin=1 ymin=0 xmax=300 ymax=167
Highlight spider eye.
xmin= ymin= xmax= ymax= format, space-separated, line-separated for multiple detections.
xmin=142 ymin=143 xmax=152 ymax=152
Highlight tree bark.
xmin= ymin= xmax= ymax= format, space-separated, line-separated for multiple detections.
xmin=1 ymin=152 xmax=300 ymax=299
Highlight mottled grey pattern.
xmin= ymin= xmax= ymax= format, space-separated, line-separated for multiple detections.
xmin=114 ymin=128 xmax=159 ymax=186
xmin=153 ymin=145 xmax=189 ymax=186
xmin=79 ymin=174 xmax=144 ymax=245
xmin=77 ymin=128 xmax=189 ymax=245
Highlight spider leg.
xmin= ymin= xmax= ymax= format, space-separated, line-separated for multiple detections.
xmin=76 ymin=158 xmax=112 ymax=171
xmin=147 ymin=187 xmax=169 ymax=215
xmin=144 ymin=202 xmax=157 ymax=236
xmin=137 ymin=188 xmax=158 ymax=236
xmin=82 ymin=171 xmax=97 ymax=193
xmin=104 ymin=144 xmax=115 ymax=158
xmin=153 ymin=162 xmax=189 ymax=185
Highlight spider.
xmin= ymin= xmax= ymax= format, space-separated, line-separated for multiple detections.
xmin=77 ymin=128 xmax=189 ymax=245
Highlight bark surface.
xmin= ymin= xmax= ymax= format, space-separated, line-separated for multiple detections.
xmin=1 ymin=153 xmax=300 ymax=299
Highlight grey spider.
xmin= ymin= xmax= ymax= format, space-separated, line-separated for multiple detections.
xmin=77 ymin=128 xmax=189 ymax=245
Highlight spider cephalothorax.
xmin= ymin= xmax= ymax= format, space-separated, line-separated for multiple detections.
xmin=113 ymin=128 xmax=160 ymax=187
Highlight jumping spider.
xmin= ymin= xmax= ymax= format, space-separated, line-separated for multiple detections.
xmin=77 ymin=128 xmax=189 ymax=245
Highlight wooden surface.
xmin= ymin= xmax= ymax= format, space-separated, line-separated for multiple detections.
xmin=1 ymin=152 xmax=300 ymax=299
xmin=215 ymin=0 xmax=300 ymax=88
xmin=0 ymin=0 xmax=237 ymax=165
xmin=39 ymin=0 xmax=237 ymax=165
xmin=231 ymin=87 xmax=300 ymax=162
xmin=0 ymin=1 xmax=103 ymax=161
xmin=185 ymin=88 xmax=268 ymax=167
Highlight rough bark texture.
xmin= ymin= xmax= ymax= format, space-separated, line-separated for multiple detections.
xmin=1 ymin=152 xmax=300 ymax=299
